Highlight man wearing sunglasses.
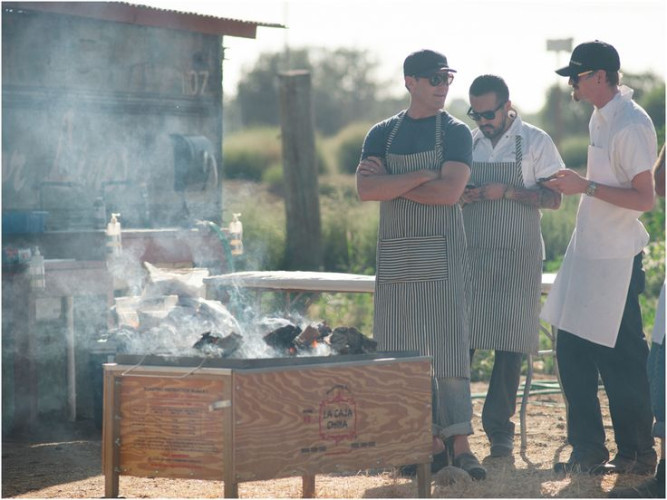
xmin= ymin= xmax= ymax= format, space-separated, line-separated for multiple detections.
xmin=356 ymin=49 xmax=485 ymax=480
xmin=460 ymin=74 xmax=563 ymax=459
xmin=540 ymin=40 xmax=658 ymax=479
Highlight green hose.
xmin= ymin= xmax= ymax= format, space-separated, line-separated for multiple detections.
xmin=196 ymin=220 xmax=235 ymax=273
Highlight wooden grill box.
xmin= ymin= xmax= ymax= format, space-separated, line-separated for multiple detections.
xmin=102 ymin=353 xmax=433 ymax=498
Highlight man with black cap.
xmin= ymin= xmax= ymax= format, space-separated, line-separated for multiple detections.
xmin=356 ymin=49 xmax=486 ymax=480
xmin=541 ymin=40 xmax=658 ymax=478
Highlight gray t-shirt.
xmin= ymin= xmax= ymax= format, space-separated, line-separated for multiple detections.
xmin=361 ymin=110 xmax=472 ymax=167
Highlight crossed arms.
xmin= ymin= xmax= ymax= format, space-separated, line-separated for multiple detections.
xmin=356 ymin=155 xmax=470 ymax=206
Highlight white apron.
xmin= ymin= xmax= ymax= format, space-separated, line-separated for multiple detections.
xmin=540 ymin=145 xmax=649 ymax=347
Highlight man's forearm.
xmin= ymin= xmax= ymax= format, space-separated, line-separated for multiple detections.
xmin=504 ymin=186 xmax=562 ymax=210
xmin=356 ymin=169 xmax=437 ymax=201
xmin=402 ymin=178 xmax=465 ymax=206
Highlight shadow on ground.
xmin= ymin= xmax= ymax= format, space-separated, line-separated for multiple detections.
xmin=2 ymin=417 xmax=101 ymax=497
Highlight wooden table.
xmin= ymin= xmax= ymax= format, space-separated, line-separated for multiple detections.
xmin=206 ymin=270 xmax=555 ymax=311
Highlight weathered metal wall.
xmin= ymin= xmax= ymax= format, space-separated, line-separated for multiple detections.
xmin=2 ymin=7 xmax=224 ymax=228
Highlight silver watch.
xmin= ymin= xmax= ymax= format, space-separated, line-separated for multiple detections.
xmin=585 ymin=181 xmax=598 ymax=197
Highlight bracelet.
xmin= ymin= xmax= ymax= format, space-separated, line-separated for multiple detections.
xmin=504 ymin=187 xmax=513 ymax=200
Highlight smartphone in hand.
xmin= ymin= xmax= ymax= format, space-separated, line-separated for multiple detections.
xmin=537 ymin=174 xmax=557 ymax=183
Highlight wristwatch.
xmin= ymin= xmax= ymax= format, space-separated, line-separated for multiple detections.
xmin=585 ymin=181 xmax=598 ymax=197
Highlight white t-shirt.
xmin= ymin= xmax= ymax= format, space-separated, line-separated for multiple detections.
xmin=471 ymin=116 xmax=564 ymax=187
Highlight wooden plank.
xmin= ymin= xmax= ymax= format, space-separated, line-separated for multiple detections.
xmin=102 ymin=367 xmax=120 ymax=498
xmin=302 ymin=475 xmax=316 ymax=498
xmin=232 ymin=358 xmax=432 ymax=481
xmin=416 ymin=463 xmax=431 ymax=498
xmin=114 ymin=370 xmax=230 ymax=480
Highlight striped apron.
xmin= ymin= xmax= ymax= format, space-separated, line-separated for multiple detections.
xmin=462 ymin=136 xmax=541 ymax=354
xmin=373 ymin=112 xmax=471 ymax=379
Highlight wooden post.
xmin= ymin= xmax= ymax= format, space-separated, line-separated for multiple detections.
xmin=102 ymin=370 xmax=120 ymax=498
xmin=278 ymin=70 xmax=323 ymax=271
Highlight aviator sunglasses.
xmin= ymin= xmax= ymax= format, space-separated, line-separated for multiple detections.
xmin=467 ymin=101 xmax=507 ymax=121
xmin=571 ymin=69 xmax=596 ymax=84
xmin=417 ymin=72 xmax=455 ymax=86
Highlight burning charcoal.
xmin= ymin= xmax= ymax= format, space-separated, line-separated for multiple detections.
xmin=294 ymin=324 xmax=326 ymax=351
xmin=263 ymin=324 xmax=302 ymax=352
xmin=328 ymin=326 xmax=377 ymax=355
xmin=193 ymin=331 xmax=243 ymax=357
xmin=316 ymin=322 xmax=332 ymax=338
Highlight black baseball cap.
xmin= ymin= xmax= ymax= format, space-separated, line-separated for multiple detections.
xmin=555 ymin=40 xmax=620 ymax=77
xmin=403 ymin=49 xmax=457 ymax=77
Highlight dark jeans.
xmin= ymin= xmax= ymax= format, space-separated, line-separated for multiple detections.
xmin=471 ymin=349 xmax=523 ymax=442
xmin=648 ymin=341 xmax=665 ymax=439
xmin=557 ymin=253 xmax=655 ymax=460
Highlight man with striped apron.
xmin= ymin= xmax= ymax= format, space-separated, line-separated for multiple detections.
xmin=461 ymin=75 xmax=563 ymax=458
xmin=357 ymin=49 xmax=485 ymax=480
xmin=541 ymin=40 xmax=657 ymax=476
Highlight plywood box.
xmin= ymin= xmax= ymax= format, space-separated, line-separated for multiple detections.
xmin=102 ymin=353 xmax=433 ymax=498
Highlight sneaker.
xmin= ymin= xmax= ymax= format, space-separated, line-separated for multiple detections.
xmin=453 ymin=452 xmax=487 ymax=480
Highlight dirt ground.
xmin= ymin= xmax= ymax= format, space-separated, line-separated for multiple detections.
xmin=2 ymin=379 xmax=659 ymax=499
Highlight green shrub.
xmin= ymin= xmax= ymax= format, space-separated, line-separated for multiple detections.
xmin=559 ymin=135 xmax=589 ymax=168
xmin=328 ymin=122 xmax=373 ymax=175
xmin=224 ymin=127 xmax=330 ymax=180
xmin=223 ymin=127 xmax=281 ymax=181
xmin=261 ymin=163 xmax=284 ymax=194
xmin=319 ymin=178 xmax=379 ymax=274
xmin=541 ymin=195 xmax=578 ymax=263
xmin=642 ymin=195 xmax=665 ymax=246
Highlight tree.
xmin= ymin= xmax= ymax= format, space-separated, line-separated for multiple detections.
xmin=233 ymin=47 xmax=395 ymax=136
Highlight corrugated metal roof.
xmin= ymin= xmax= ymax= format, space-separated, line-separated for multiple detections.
xmin=3 ymin=2 xmax=285 ymax=38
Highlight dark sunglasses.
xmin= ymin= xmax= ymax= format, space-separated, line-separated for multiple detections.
xmin=571 ymin=69 xmax=595 ymax=84
xmin=466 ymin=101 xmax=506 ymax=121
xmin=417 ymin=72 xmax=455 ymax=86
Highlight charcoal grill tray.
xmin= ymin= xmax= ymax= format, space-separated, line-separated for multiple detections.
xmin=114 ymin=351 xmax=420 ymax=370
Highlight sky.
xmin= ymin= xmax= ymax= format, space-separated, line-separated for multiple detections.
xmin=144 ymin=0 xmax=665 ymax=114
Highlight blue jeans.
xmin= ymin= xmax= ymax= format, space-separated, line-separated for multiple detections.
xmin=649 ymin=341 xmax=665 ymax=439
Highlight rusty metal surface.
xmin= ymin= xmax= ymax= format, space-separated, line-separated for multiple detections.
xmin=3 ymin=2 xmax=284 ymax=38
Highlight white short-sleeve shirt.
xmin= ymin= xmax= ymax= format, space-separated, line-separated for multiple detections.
xmin=589 ymin=85 xmax=657 ymax=186
xmin=471 ymin=116 xmax=564 ymax=186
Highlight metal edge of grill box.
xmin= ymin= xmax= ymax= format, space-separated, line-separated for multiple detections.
xmin=113 ymin=351 xmax=423 ymax=370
